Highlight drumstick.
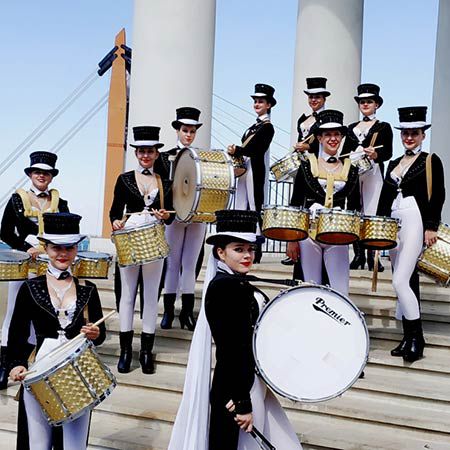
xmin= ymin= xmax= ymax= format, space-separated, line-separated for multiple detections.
xmin=124 ymin=210 xmax=176 ymax=216
xmin=290 ymin=134 xmax=314 ymax=152
xmin=339 ymin=145 xmax=384 ymax=159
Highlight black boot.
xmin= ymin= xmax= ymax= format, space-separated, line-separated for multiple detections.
xmin=160 ymin=293 xmax=176 ymax=329
xmin=403 ymin=318 xmax=425 ymax=363
xmin=391 ymin=317 xmax=409 ymax=357
xmin=117 ymin=331 xmax=134 ymax=373
xmin=367 ymin=250 xmax=384 ymax=272
xmin=0 ymin=346 xmax=9 ymax=390
xmin=139 ymin=332 xmax=155 ymax=374
xmin=350 ymin=242 xmax=365 ymax=270
xmin=179 ymin=294 xmax=196 ymax=331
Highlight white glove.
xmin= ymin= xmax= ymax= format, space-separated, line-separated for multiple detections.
xmin=25 ymin=234 xmax=40 ymax=248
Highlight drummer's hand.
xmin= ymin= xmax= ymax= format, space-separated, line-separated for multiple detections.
xmin=364 ymin=146 xmax=378 ymax=161
xmin=286 ymin=241 xmax=300 ymax=262
xmin=227 ymin=144 xmax=236 ymax=155
xmin=9 ymin=366 xmax=27 ymax=382
xmin=81 ymin=323 xmax=100 ymax=340
xmin=294 ymin=142 xmax=310 ymax=153
xmin=112 ymin=220 xmax=124 ymax=231
xmin=424 ymin=230 xmax=438 ymax=247
xmin=27 ymin=247 xmax=43 ymax=260
xmin=226 ymin=400 xmax=253 ymax=433
xmin=152 ymin=208 xmax=170 ymax=221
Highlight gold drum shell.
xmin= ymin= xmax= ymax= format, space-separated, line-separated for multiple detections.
xmin=270 ymin=153 xmax=302 ymax=182
xmin=360 ymin=216 xmax=399 ymax=250
xmin=315 ymin=210 xmax=360 ymax=245
xmin=35 ymin=255 xmax=80 ymax=277
xmin=0 ymin=250 xmax=31 ymax=281
xmin=77 ymin=252 xmax=112 ymax=279
xmin=262 ymin=206 xmax=310 ymax=241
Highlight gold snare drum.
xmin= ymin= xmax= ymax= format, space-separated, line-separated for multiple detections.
xmin=315 ymin=210 xmax=361 ymax=245
xmin=173 ymin=148 xmax=235 ymax=223
xmin=262 ymin=206 xmax=310 ymax=241
xmin=112 ymin=222 xmax=169 ymax=267
xmin=417 ymin=223 xmax=450 ymax=286
xmin=24 ymin=338 xmax=116 ymax=426
xmin=231 ymin=155 xmax=247 ymax=178
xmin=360 ymin=216 xmax=399 ymax=250
xmin=35 ymin=254 xmax=80 ymax=277
xmin=77 ymin=251 xmax=112 ymax=279
xmin=0 ymin=250 xmax=30 ymax=281
xmin=270 ymin=153 xmax=302 ymax=182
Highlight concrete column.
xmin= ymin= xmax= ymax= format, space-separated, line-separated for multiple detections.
xmin=290 ymin=0 xmax=364 ymax=145
xmin=126 ymin=0 xmax=216 ymax=168
xmin=431 ymin=0 xmax=450 ymax=221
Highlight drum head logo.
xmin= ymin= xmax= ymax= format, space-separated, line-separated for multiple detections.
xmin=313 ymin=297 xmax=351 ymax=326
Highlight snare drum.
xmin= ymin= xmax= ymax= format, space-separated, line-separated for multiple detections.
xmin=315 ymin=209 xmax=360 ymax=245
xmin=270 ymin=152 xmax=302 ymax=182
xmin=351 ymin=153 xmax=373 ymax=175
xmin=24 ymin=338 xmax=116 ymax=426
xmin=231 ymin=155 xmax=247 ymax=178
xmin=112 ymin=222 xmax=169 ymax=267
xmin=360 ymin=216 xmax=399 ymax=250
xmin=0 ymin=250 xmax=30 ymax=281
xmin=35 ymin=254 xmax=80 ymax=277
xmin=77 ymin=251 xmax=112 ymax=279
xmin=262 ymin=205 xmax=310 ymax=241
xmin=253 ymin=284 xmax=368 ymax=402
xmin=417 ymin=223 xmax=450 ymax=286
xmin=173 ymin=148 xmax=235 ymax=223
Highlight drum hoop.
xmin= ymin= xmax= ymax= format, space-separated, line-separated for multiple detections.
xmin=0 ymin=250 xmax=31 ymax=264
xmin=362 ymin=215 xmax=399 ymax=224
xmin=112 ymin=221 xmax=163 ymax=236
xmin=252 ymin=283 xmax=369 ymax=403
xmin=263 ymin=205 xmax=309 ymax=214
xmin=318 ymin=209 xmax=360 ymax=217
xmin=78 ymin=252 xmax=113 ymax=263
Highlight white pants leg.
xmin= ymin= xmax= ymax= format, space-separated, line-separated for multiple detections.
xmin=180 ymin=223 xmax=206 ymax=294
xmin=119 ymin=265 xmax=140 ymax=332
xmin=164 ymin=222 xmax=187 ymax=294
xmin=24 ymin=389 xmax=90 ymax=450
xmin=299 ymin=239 xmax=323 ymax=284
xmin=235 ymin=172 xmax=249 ymax=209
xmin=390 ymin=200 xmax=423 ymax=320
xmin=359 ymin=164 xmax=383 ymax=215
xmin=141 ymin=259 xmax=164 ymax=333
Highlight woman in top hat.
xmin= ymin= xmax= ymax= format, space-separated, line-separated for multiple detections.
xmin=168 ymin=210 xmax=302 ymax=450
xmin=0 ymin=151 xmax=69 ymax=390
xmin=159 ymin=107 xmax=204 ymax=331
xmin=377 ymin=106 xmax=445 ymax=362
xmin=294 ymin=77 xmax=330 ymax=156
xmin=286 ymin=110 xmax=360 ymax=296
xmin=110 ymin=125 xmax=174 ymax=375
xmin=343 ymin=83 xmax=393 ymax=271
xmin=8 ymin=212 xmax=106 ymax=450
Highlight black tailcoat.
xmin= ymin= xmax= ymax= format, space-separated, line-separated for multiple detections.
xmin=0 ymin=193 xmax=69 ymax=251
xmin=297 ymin=113 xmax=319 ymax=156
xmin=377 ymin=152 xmax=445 ymax=231
xmin=153 ymin=147 xmax=179 ymax=182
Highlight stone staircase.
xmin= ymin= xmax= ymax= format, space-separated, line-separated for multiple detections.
xmin=1 ymin=255 xmax=450 ymax=449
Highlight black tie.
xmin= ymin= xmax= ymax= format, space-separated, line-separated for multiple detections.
xmin=362 ymin=116 xmax=371 ymax=122
xmin=327 ymin=157 xmax=338 ymax=163
xmin=142 ymin=169 xmax=152 ymax=176
xmin=312 ymin=112 xmax=318 ymax=118
xmin=405 ymin=150 xmax=415 ymax=157
xmin=58 ymin=271 xmax=71 ymax=280
xmin=256 ymin=118 xmax=262 ymax=124
xmin=37 ymin=192 xmax=49 ymax=198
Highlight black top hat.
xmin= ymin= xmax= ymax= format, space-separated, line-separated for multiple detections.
xmin=171 ymin=107 xmax=203 ymax=130
xmin=206 ymin=210 xmax=259 ymax=246
xmin=314 ymin=109 xmax=347 ymax=135
xmin=130 ymin=126 xmax=164 ymax=149
xmin=354 ymin=83 xmax=383 ymax=107
xmin=304 ymin=77 xmax=331 ymax=97
xmin=251 ymin=83 xmax=277 ymax=107
xmin=395 ymin=106 xmax=431 ymax=130
xmin=37 ymin=212 xmax=86 ymax=246
xmin=24 ymin=151 xmax=59 ymax=177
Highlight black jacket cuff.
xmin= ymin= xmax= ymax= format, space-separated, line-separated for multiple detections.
xmin=233 ymin=398 xmax=252 ymax=415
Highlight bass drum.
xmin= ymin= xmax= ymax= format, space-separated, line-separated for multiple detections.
xmin=253 ymin=284 xmax=369 ymax=403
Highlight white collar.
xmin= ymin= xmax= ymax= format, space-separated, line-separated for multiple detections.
xmin=176 ymin=140 xmax=189 ymax=150
xmin=217 ymin=261 xmax=234 ymax=274
xmin=256 ymin=113 xmax=270 ymax=123
xmin=404 ymin=143 xmax=422 ymax=155
xmin=312 ymin=106 xmax=325 ymax=115
xmin=47 ymin=261 xmax=73 ymax=279
xmin=362 ymin=113 xmax=376 ymax=121
xmin=138 ymin=166 xmax=154 ymax=175
xmin=319 ymin=144 xmax=339 ymax=161
xmin=29 ymin=185 xmax=50 ymax=196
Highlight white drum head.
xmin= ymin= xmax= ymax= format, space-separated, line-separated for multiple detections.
xmin=254 ymin=285 xmax=369 ymax=402
xmin=173 ymin=149 xmax=199 ymax=222
xmin=78 ymin=251 xmax=111 ymax=261
xmin=0 ymin=249 xmax=30 ymax=263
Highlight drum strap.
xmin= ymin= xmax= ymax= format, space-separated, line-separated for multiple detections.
xmin=241 ymin=120 xmax=271 ymax=148
xmin=244 ymin=275 xmax=299 ymax=287
xmin=426 ymin=154 xmax=432 ymax=202
xmin=156 ymin=174 xmax=165 ymax=210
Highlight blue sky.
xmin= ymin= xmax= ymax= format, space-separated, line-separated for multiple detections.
xmin=0 ymin=0 xmax=439 ymax=235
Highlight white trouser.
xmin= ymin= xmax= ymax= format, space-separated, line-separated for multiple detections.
xmin=119 ymin=260 xmax=164 ymax=333
xmin=2 ymin=276 xmax=36 ymax=347
xmin=164 ymin=222 xmax=206 ymax=294
xmin=299 ymin=238 xmax=350 ymax=296
xmin=390 ymin=195 xmax=423 ymax=320
xmin=359 ymin=163 xmax=383 ymax=216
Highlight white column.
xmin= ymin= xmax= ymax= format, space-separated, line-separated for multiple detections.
xmin=290 ymin=0 xmax=364 ymax=145
xmin=431 ymin=0 xmax=450 ymax=221
xmin=126 ymin=0 xmax=216 ymax=168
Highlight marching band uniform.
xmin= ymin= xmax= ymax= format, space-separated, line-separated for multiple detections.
xmin=168 ymin=210 xmax=302 ymax=450
xmin=377 ymin=106 xmax=445 ymax=362
xmin=343 ymin=84 xmax=393 ymax=271
xmin=289 ymin=110 xmax=360 ymax=296
xmin=0 ymin=152 xmax=69 ymax=390
xmin=110 ymin=126 xmax=174 ymax=374
xmin=160 ymin=107 xmax=205 ymax=331
xmin=8 ymin=213 xmax=106 ymax=450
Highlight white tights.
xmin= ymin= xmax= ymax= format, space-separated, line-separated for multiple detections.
xmin=119 ymin=260 xmax=164 ymax=333
xmin=299 ymin=238 xmax=350 ymax=296
xmin=164 ymin=222 xmax=206 ymax=294
xmin=359 ymin=164 xmax=383 ymax=215
xmin=390 ymin=196 xmax=423 ymax=320
xmin=24 ymin=389 xmax=90 ymax=450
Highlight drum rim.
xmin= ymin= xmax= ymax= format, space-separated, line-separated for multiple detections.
xmin=262 ymin=205 xmax=310 ymax=213
xmin=315 ymin=232 xmax=359 ymax=245
xmin=112 ymin=221 xmax=164 ymax=236
xmin=317 ymin=209 xmax=361 ymax=217
xmin=262 ymin=227 xmax=309 ymax=242
xmin=359 ymin=238 xmax=397 ymax=250
xmin=78 ymin=251 xmax=113 ymax=262
xmin=253 ymin=283 xmax=369 ymax=403
xmin=362 ymin=215 xmax=400 ymax=224
xmin=0 ymin=249 xmax=31 ymax=263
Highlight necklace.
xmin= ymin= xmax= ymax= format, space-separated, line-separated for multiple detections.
xmin=319 ymin=159 xmax=341 ymax=173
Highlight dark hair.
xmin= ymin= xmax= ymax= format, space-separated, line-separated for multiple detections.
xmin=211 ymin=237 xmax=255 ymax=259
